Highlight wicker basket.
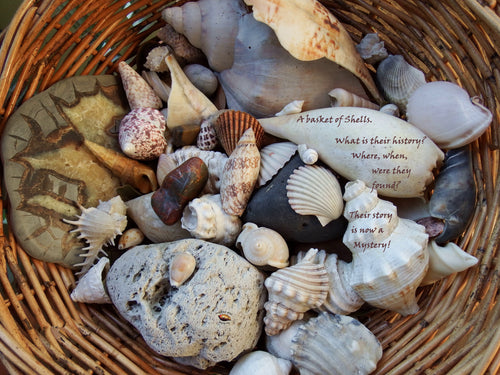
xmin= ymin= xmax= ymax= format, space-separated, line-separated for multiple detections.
xmin=0 ymin=0 xmax=499 ymax=374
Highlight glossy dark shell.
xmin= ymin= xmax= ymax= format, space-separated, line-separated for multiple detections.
xmin=151 ymin=157 xmax=208 ymax=225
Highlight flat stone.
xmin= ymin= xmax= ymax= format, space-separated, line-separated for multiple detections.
xmin=1 ymin=75 xmax=129 ymax=267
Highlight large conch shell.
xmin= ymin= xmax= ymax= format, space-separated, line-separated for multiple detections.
xmin=342 ymin=180 xmax=429 ymax=315
xmin=244 ymin=0 xmax=382 ymax=102
xmin=258 ymin=107 xmax=445 ymax=198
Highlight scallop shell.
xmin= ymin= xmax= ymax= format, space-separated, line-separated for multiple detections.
xmin=169 ymin=252 xmax=196 ymax=287
xmin=236 ymin=222 xmax=289 ymax=268
xmin=356 ymin=33 xmax=388 ymax=64
xmin=290 ymin=312 xmax=382 ymax=375
xmin=117 ymin=228 xmax=145 ymax=250
xmin=214 ymin=110 xmax=266 ymax=156
xmin=117 ymin=61 xmax=162 ymax=109
xmin=263 ymin=248 xmax=329 ymax=335
xmin=258 ymin=142 xmax=298 ymax=187
xmin=328 ymin=88 xmax=380 ymax=110
xmin=286 ymin=165 xmax=344 ymax=227
xmin=229 ymin=351 xmax=292 ymax=375
xmin=181 ymin=194 xmax=242 ymax=246
xmin=220 ymin=128 xmax=261 ymax=216
xmin=70 ymin=257 xmax=112 ymax=304
xmin=297 ymin=144 xmax=318 ymax=165
xmin=406 ymin=81 xmax=492 ymax=149
xmin=376 ymin=54 xmax=426 ymax=112
xmin=275 ymin=100 xmax=305 ymax=116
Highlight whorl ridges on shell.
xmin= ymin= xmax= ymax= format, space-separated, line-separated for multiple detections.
xmin=290 ymin=312 xmax=382 ymax=375
xmin=263 ymin=248 xmax=329 ymax=335
xmin=258 ymin=142 xmax=298 ymax=187
xmin=286 ymin=164 xmax=344 ymax=226
xmin=214 ymin=110 xmax=265 ymax=156
xmin=70 ymin=257 xmax=112 ymax=304
xmin=117 ymin=61 xmax=162 ymax=109
xmin=329 ymin=88 xmax=380 ymax=110
xmin=297 ymin=144 xmax=318 ymax=165
xmin=169 ymin=252 xmax=196 ymax=287
xmin=220 ymin=128 xmax=261 ymax=216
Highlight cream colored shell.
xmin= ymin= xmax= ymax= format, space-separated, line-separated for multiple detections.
xmin=169 ymin=252 xmax=196 ymax=288
xmin=328 ymin=88 xmax=380 ymax=110
xmin=70 ymin=257 xmax=112 ymax=304
xmin=258 ymin=142 xmax=297 ymax=187
xmin=229 ymin=351 xmax=292 ymax=375
xmin=275 ymin=100 xmax=305 ymax=116
xmin=297 ymin=144 xmax=318 ymax=165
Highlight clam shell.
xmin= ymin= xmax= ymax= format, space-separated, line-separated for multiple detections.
xmin=117 ymin=61 xmax=162 ymax=109
xmin=214 ymin=110 xmax=265 ymax=156
xmin=406 ymin=81 xmax=492 ymax=149
xmin=290 ymin=312 xmax=382 ymax=375
xmin=258 ymin=142 xmax=298 ymax=187
xmin=169 ymin=252 xmax=196 ymax=287
xmin=376 ymin=54 xmax=426 ymax=111
xmin=286 ymin=165 xmax=344 ymax=226
xmin=70 ymin=257 xmax=112 ymax=304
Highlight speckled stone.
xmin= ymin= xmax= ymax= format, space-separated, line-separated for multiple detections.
xmin=243 ymin=154 xmax=348 ymax=243
xmin=1 ymin=75 xmax=129 ymax=267
xmin=106 ymin=239 xmax=266 ymax=369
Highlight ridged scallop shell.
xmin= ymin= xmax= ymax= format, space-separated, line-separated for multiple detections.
xmin=290 ymin=312 xmax=383 ymax=375
xmin=169 ymin=252 xmax=196 ymax=287
xmin=286 ymin=165 xmax=344 ymax=227
xmin=236 ymin=223 xmax=289 ymax=268
xmin=214 ymin=110 xmax=266 ymax=156
xmin=157 ymin=146 xmax=228 ymax=194
xmin=64 ymin=196 xmax=127 ymax=277
xmin=406 ymin=81 xmax=492 ymax=149
xmin=328 ymin=88 xmax=380 ymax=110
xmin=258 ymin=142 xmax=298 ymax=187
xmin=181 ymin=194 xmax=242 ymax=246
xmin=264 ymin=248 xmax=329 ymax=335
xmin=117 ymin=61 xmax=162 ymax=109
xmin=297 ymin=144 xmax=318 ymax=165
xmin=70 ymin=257 xmax=112 ymax=304
xmin=220 ymin=128 xmax=261 ymax=216
xmin=376 ymin=54 xmax=426 ymax=111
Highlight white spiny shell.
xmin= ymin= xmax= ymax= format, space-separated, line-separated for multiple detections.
xmin=275 ymin=100 xmax=305 ymax=116
xmin=297 ymin=144 xmax=318 ymax=165
xmin=286 ymin=165 xmax=344 ymax=226
xmin=376 ymin=54 xmax=426 ymax=112
xmin=70 ymin=257 xmax=112 ymax=304
xmin=258 ymin=142 xmax=298 ymax=187
xmin=157 ymin=146 xmax=228 ymax=194
xmin=181 ymin=194 xmax=242 ymax=246
xmin=421 ymin=241 xmax=478 ymax=286
xmin=169 ymin=252 xmax=196 ymax=287
xmin=63 ymin=196 xmax=127 ymax=277
xmin=117 ymin=228 xmax=145 ymax=250
xmin=229 ymin=351 xmax=292 ymax=375
xmin=342 ymin=180 xmax=429 ymax=315
xmin=328 ymin=88 xmax=380 ymax=110
xmin=220 ymin=128 xmax=261 ymax=216
xmin=290 ymin=312 xmax=382 ymax=375
xmin=264 ymin=248 xmax=329 ymax=335
xmin=406 ymin=81 xmax=492 ymax=149
xmin=236 ymin=223 xmax=289 ymax=268
xmin=356 ymin=33 xmax=388 ymax=64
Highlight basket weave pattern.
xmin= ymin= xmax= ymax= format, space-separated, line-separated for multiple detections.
xmin=0 ymin=0 xmax=499 ymax=374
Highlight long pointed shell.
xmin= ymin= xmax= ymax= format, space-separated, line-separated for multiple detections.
xmin=118 ymin=61 xmax=162 ymax=109
xmin=70 ymin=257 xmax=112 ymax=304
xmin=245 ymin=0 xmax=382 ymax=102
xmin=329 ymin=88 xmax=380 ymax=110
xmin=258 ymin=142 xmax=298 ymax=187
xmin=170 ymin=252 xmax=196 ymax=287
xmin=286 ymin=165 xmax=343 ymax=226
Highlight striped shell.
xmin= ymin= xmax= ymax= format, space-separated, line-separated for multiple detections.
xmin=258 ymin=142 xmax=298 ymax=187
xmin=328 ymin=88 xmax=380 ymax=110
xmin=286 ymin=165 xmax=344 ymax=226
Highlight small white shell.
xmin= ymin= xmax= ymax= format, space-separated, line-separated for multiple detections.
xmin=169 ymin=252 xmax=196 ymax=287
xmin=297 ymin=144 xmax=318 ymax=165
xmin=286 ymin=165 xmax=344 ymax=226
xmin=275 ymin=100 xmax=305 ymax=116
xmin=328 ymin=88 xmax=380 ymax=110
xmin=356 ymin=33 xmax=388 ymax=64
xmin=70 ymin=257 xmax=112 ymax=304
xmin=379 ymin=103 xmax=400 ymax=117
xmin=229 ymin=351 xmax=292 ymax=375
xmin=236 ymin=223 xmax=289 ymax=268
xmin=117 ymin=228 xmax=145 ymax=250
xmin=258 ymin=142 xmax=298 ymax=187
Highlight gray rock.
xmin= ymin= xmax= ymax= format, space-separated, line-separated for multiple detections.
xmin=106 ymin=239 xmax=266 ymax=369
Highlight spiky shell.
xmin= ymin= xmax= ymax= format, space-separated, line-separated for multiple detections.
xmin=264 ymin=248 xmax=329 ymax=335
xmin=181 ymin=194 xmax=242 ymax=246
xmin=290 ymin=312 xmax=382 ymax=375
xmin=258 ymin=142 xmax=298 ymax=187
xmin=169 ymin=252 xmax=196 ymax=287
xmin=236 ymin=223 xmax=289 ymax=268
xmin=356 ymin=33 xmax=388 ymax=64
xmin=70 ymin=257 xmax=112 ymax=304
xmin=286 ymin=165 xmax=344 ymax=226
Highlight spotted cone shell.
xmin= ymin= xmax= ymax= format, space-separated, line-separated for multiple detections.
xmin=118 ymin=61 xmax=162 ymax=109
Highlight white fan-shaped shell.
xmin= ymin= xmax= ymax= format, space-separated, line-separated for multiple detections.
xmin=286 ymin=165 xmax=344 ymax=226
xmin=376 ymin=54 xmax=426 ymax=111
xmin=229 ymin=351 xmax=292 ymax=375
xmin=258 ymin=142 xmax=298 ymax=187
xmin=169 ymin=252 xmax=196 ymax=287
xmin=406 ymin=81 xmax=492 ymax=149
xmin=70 ymin=257 xmax=112 ymax=304
xmin=236 ymin=223 xmax=289 ymax=268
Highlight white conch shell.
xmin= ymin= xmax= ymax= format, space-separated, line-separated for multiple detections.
xmin=245 ymin=0 xmax=381 ymax=102
xmin=286 ymin=165 xmax=343 ymax=226
xmin=290 ymin=312 xmax=383 ymax=375
xmin=117 ymin=228 xmax=145 ymax=250
xmin=70 ymin=257 xmax=112 ymax=304
xmin=229 ymin=351 xmax=292 ymax=375
xmin=329 ymin=88 xmax=380 ymax=110
xmin=258 ymin=107 xmax=445 ymax=198
xmin=157 ymin=146 xmax=228 ymax=194
xmin=181 ymin=194 xmax=242 ymax=246
xmin=164 ymin=51 xmax=218 ymax=130
xmin=63 ymin=196 xmax=127 ymax=276
xmin=297 ymin=144 xmax=318 ymax=165
xmin=376 ymin=54 xmax=426 ymax=112
xmin=342 ymin=180 xmax=429 ymax=315
xmin=421 ymin=241 xmax=478 ymax=286
xmin=169 ymin=252 xmax=196 ymax=287
xmin=162 ymin=0 xmax=249 ymax=72
xmin=220 ymin=128 xmax=261 ymax=216
xmin=406 ymin=81 xmax=492 ymax=149
xmin=264 ymin=248 xmax=329 ymax=335
xmin=236 ymin=223 xmax=289 ymax=268
xmin=258 ymin=142 xmax=298 ymax=187
xmin=356 ymin=33 xmax=388 ymax=64
xmin=275 ymin=100 xmax=305 ymax=116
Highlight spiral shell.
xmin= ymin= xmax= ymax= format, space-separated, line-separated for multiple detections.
xmin=258 ymin=142 xmax=298 ymax=187
xmin=297 ymin=144 xmax=318 ymax=165
xmin=263 ymin=248 xmax=329 ymax=335
xmin=236 ymin=223 xmax=289 ymax=268
xmin=117 ymin=61 xmax=162 ymax=109
xmin=197 ymin=116 xmax=219 ymax=151
xmin=169 ymin=252 xmax=196 ymax=287
xmin=286 ymin=165 xmax=344 ymax=226
xmin=328 ymin=88 xmax=380 ymax=110
xmin=183 ymin=64 xmax=218 ymax=97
